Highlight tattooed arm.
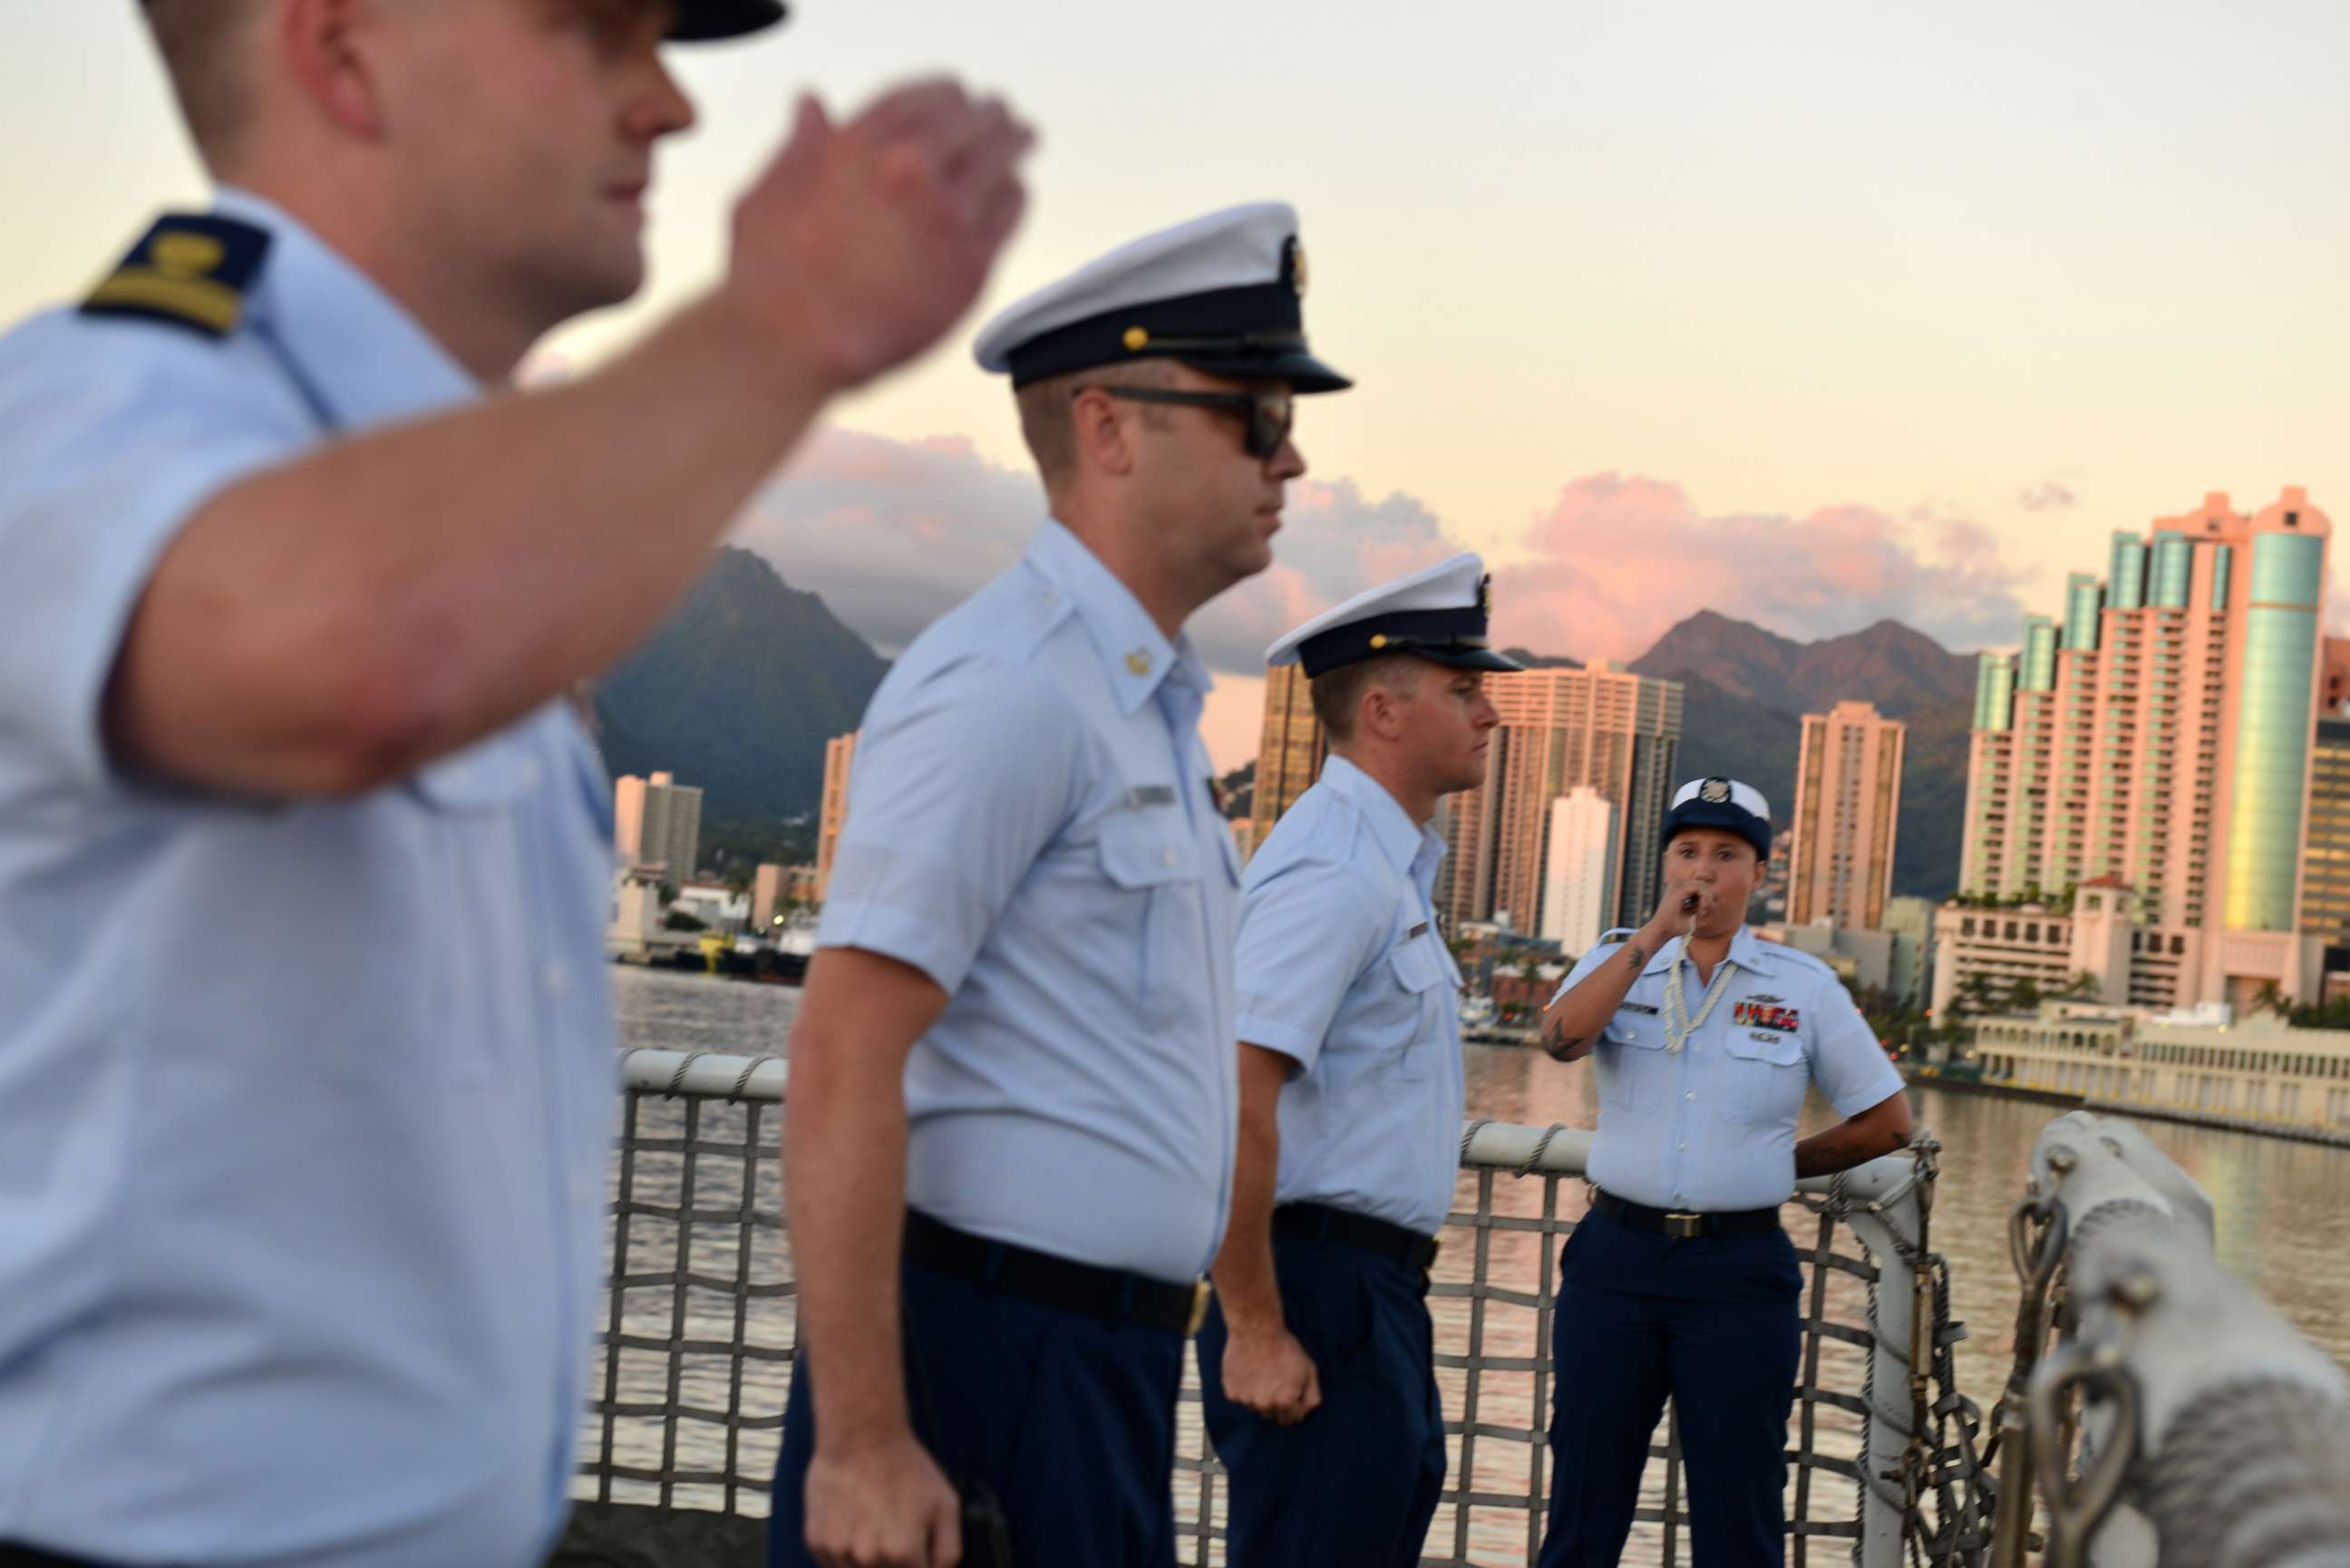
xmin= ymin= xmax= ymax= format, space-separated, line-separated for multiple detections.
xmin=1539 ymin=870 xmax=1708 ymax=1062
xmin=1538 ymin=938 xmax=1648 ymax=1062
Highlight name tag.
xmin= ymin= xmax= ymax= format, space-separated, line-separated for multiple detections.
xmin=1618 ymin=1002 xmax=1658 ymax=1016
xmin=1407 ymin=922 xmax=1429 ymax=940
xmin=1123 ymin=784 xmax=1179 ymax=809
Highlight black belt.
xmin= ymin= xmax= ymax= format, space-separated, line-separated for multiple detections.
xmin=1273 ymin=1201 xmax=1441 ymax=1273
xmin=1592 ymin=1189 xmax=1782 ymax=1240
xmin=903 ymin=1209 xmax=1207 ymax=1336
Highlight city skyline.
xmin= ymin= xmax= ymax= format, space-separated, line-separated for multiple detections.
xmin=10 ymin=7 xmax=2348 ymax=771
xmin=1949 ymin=488 xmax=2337 ymax=1012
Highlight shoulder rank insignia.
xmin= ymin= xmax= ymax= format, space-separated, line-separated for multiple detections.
xmin=80 ymin=214 xmax=271 ymax=340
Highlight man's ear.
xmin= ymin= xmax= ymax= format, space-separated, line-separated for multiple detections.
xmin=281 ymin=0 xmax=395 ymax=143
xmin=1069 ymin=386 xmax=1139 ymax=479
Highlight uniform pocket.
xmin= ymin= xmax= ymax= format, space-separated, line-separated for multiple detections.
xmin=1096 ymin=809 xmax=1204 ymax=1033
xmin=1722 ymin=1029 xmax=1808 ymax=1128
xmin=1383 ymin=940 xmax=1449 ymax=1083
xmin=1597 ymin=1011 xmax=1668 ymax=1113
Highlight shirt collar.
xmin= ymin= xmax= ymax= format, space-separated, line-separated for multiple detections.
xmin=1320 ymin=756 xmax=1444 ymax=886
xmin=1644 ymin=924 xmax=1776 ymax=977
xmin=214 ymin=187 xmax=480 ymax=431
xmin=1024 ymin=518 xmax=1208 ymax=717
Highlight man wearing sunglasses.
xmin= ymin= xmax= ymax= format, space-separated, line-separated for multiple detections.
xmin=773 ymin=203 xmax=1348 ymax=1568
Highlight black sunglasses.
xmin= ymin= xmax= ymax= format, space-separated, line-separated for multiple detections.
xmin=1075 ymin=384 xmax=1296 ymax=460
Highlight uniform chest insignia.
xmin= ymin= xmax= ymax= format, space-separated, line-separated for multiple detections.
xmin=1618 ymin=1002 xmax=1658 ymax=1016
xmin=81 ymin=214 xmax=271 ymax=340
xmin=1733 ymin=1000 xmax=1800 ymax=1032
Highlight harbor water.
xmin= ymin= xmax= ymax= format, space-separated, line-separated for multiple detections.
xmin=601 ymin=963 xmax=2350 ymax=1556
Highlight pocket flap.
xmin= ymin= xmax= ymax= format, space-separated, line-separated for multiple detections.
xmin=1724 ymin=1028 xmax=1806 ymax=1068
xmin=1608 ymin=1010 xmax=1669 ymax=1050
xmin=1097 ymin=810 xmax=1197 ymax=888
xmin=1388 ymin=939 xmax=1447 ymax=993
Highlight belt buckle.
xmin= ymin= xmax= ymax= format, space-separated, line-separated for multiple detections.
xmin=1187 ymin=1278 xmax=1213 ymax=1336
xmin=1663 ymin=1211 xmax=1705 ymax=1240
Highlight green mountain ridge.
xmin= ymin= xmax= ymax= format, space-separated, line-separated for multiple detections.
xmin=1626 ymin=613 xmax=1976 ymax=901
xmin=597 ymin=555 xmax=1976 ymax=898
xmin=1505 ymin=614 xmax=1976 ymax=900
xmin=593 ymin=547 xmax=888 ymax=828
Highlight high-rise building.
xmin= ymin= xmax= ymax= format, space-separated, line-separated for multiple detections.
xmin=1250 ymin=663 xmax=1326 ymax=852
xmin=1881 ymin=895 xmax=1937 ymax=1008
xmin=815 ymin=731 xmax=858 ymax=902
xmin=1538 ymin=786 xmax=1618 ymax=954
xmin=613 ymin=769 xmax=703 ymax=878
xmin=1956 ymin=488 xmax=2332 ymax=1011
xmin=1440 ymin=662 xmax=1682 ymax=936
xmin=1789 ymin=700 xmax=1906 ymax=932
xmin=2300 ymin=718 xmax=2350 ymax=949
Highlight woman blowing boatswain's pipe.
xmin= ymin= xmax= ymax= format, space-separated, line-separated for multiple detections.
xmin=1533 ymin=778 xmax=1914 ymax=1568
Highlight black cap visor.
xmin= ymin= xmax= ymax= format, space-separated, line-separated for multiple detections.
xmin=1661 ymin=803 xmax=1770 ymax=861
xmin=1170 ymin=348 xmax=1351 ymax=395
xmin=1407 ymin=644 xmax=1522 ymax=673
xmin=669 ymin=0 xmax=788 ymax=41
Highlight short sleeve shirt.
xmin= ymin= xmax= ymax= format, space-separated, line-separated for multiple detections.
xmin=1233 ymin=758 xmax=1462 ymax=1236
xmin=0 ymin=191 xmax=616 ymax=1568
xmin=818 ymin=518 xmax=1242 ymax=1283
xmin=1549 ymin=926 xmax=1906 ymax=1210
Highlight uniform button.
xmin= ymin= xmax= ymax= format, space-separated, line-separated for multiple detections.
xmin=545 ymin=962 xmax=569 ymax=995
xmin=1163 ymin=847 xmax=1180 ymax=869
xmin=1685 ymin=1090 xmax=1695 ymax=1100
xmin=1678 ymin=1143 xmax=1688 ymax=1152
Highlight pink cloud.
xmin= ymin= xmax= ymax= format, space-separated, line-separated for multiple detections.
xmin=737 ymin=427 xmax=1456 ymax=673
xmin=1489 ymin=474 xmax=2025 ymax=659
xmin=739 ymin=434 xmax=2019 ymax=677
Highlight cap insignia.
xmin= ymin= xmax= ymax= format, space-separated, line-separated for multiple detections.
xmin=1700 ymin=778 xmax=1733 ymax=804
xmin=1479 ymin=574 xmax=1493 ymax=619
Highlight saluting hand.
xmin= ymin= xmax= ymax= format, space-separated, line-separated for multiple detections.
xmin=726 ymin=79 xmax=1034 ymax=392
xmin=804 ymin=1431 xmax=963 ymax=1568
xmin=1220 ymin=1321 xmax=1324 ymax=1426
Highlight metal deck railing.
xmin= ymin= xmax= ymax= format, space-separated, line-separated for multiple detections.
xmin=579 ymin=1050 xmax=1953 ymax=1568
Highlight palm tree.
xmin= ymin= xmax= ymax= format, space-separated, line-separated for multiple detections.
xmin=1955 ymin=972 xmax=1996 ymax=1017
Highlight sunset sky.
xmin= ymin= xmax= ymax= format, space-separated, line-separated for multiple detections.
xmin=8 ymin=3 xmax=2346 ymax=767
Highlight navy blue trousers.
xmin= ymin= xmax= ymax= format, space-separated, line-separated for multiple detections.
xmin=1537 ymin=1204 xmax=1802 ymax=1568
xmin=770 ymin=1260 xmax=1185 ymax=1568
xmin=1197 ymin=1236 xmax=1446 ymax=1568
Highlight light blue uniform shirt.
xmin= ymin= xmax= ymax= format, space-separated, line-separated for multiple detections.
xmin=1235 ymin=758 xmax=1463 ymax=1237
xmin=1550 ymin=927 xmax=1906 ymax=1212
xmin=0 ymin=191 xmax=616 ymax=1568
xmin=820 ymin=518 xmax=1240 ymax=1284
